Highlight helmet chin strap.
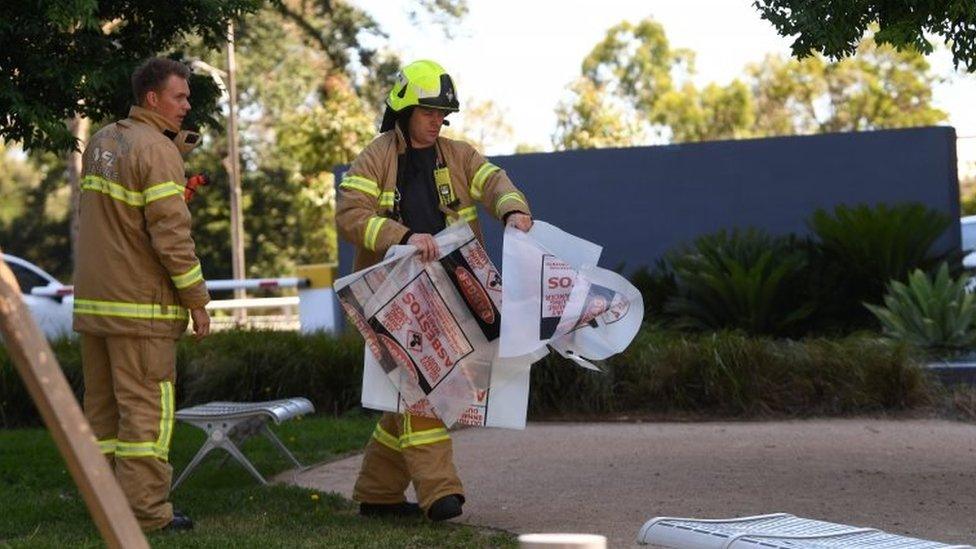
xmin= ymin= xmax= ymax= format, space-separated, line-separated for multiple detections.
xmin=397 ymin=113 xmax=413 ymax=149
xmin=379 ymin=105 xmax=398 ymax=133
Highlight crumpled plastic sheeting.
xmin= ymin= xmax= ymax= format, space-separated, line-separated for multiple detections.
xmin=336 ymin=220 xmax=642 ymax=428
xmin=500 ymin=221 xmax=644 ymax=370
xmin=336 ymin=222 xmax=541 ymax=428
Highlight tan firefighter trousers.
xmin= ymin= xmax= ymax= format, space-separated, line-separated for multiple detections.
xmin=353 ymin=412 xmax=464 ymax=511
xmin=80 ymin=334 xmax=176 ymax=531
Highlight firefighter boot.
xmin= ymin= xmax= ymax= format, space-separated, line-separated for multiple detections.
xmin=427 ymin=494 xmax=464 ymax=521
xmin=162 ymin=510 xmax=194 ymax=531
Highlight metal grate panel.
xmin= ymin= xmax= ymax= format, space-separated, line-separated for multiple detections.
xmin=175 ymin=398 xmax=314 ymax=424
xmin=638 ymin=513 xmax=973 ymax=549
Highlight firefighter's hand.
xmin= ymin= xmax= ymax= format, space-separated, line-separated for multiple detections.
xmin=506 ymin=212 xmax=533 ymax=232
xmin=190 ymin=307 xmax=211 ymax=341
xmin=407 ymin=233 xmax=440 ymax=262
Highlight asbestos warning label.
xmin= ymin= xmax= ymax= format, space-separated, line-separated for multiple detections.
xmin=374 ymin=271 xmax=474 ymax=394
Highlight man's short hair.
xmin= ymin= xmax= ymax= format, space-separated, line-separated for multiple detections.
xmin=131 ymin=58 xmax=191 ymax=105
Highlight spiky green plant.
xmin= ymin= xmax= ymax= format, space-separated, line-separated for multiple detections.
xmin=629 ymin=259 xmax=676 ymax=322
xmin=865 ymin=263 xmax=976 ymax=350
xmin=664 ymin=229 xmax=816 ymax=336
xmin=810 ymin=203 xmax=951 ymax=283
xmin=808 ymin=202 xmax=955 ymax=328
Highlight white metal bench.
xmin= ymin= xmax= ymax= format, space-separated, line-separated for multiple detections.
xmin=171 ymin=398 xmax=315 ymax=490
xmin=637 ymin=513 xmax=974 ymax=548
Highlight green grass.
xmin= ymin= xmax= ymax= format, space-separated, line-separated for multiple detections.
xmin=0 ymin=413 xmax=515 ymax=548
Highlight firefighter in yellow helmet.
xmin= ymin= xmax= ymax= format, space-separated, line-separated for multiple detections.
xmin=337 ymin=60 xmax=532 ymax=520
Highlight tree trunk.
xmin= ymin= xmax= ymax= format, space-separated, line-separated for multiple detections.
xmin=226 ymin=21 xmax=248 ymax=324
xmin=67 ymin=115 xmax=90 ymax=267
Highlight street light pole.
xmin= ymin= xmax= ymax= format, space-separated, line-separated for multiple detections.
xmin=225 ymin=21 xmax=247 ymax=322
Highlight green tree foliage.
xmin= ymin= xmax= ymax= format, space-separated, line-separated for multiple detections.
xmin=442 ymin=98 xmax=514 ymax=154
xmin=656 ymin=81 xmax=756 ymax=143
xmin=961 ymin=174 xmax=976 ymax=215
xmin=0 ymin=145 xmax=72 ymax=280
xmin=0 ymin=0 xmax=261 ymax=152
xmin=180 ymin=2 xmax=398 ymax=277
xmin=753 ymin=0 xmax=976 ymax=72
xmin=0 ymin=144 xmax=41 ymax=225
xmin=580 ymin=19 xmax=694 ymax=116
xmin=408 ymin=0 xmax=469 ymax=39
xmin=552 ymin=79 xmax=645 ymax=150
xmin=269 ymin=78 xmax=376 ymax=269
xmin=3 ymin=1 xmax=467 ymax=280
xmin=554 ymin=17 xmax=947 ymax=149
xmin=181 ymin=1 xmax=463 ymax=277
xmin=747 ymin=40 xmax=947 ymax=135
xmin=555 ymin=19 xmax=756 ymax=147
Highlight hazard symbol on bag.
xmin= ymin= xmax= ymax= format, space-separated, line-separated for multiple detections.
xmin=407 ymin=330 xmax=424 ymax=353
xmin=485 ymin=269 xmax=502 ymax=293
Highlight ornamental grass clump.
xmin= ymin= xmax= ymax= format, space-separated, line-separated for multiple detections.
xmin=607 ymin=330 xmax=931 ymax=416
xmin=0 ymin=328 xmax=936 ymax=426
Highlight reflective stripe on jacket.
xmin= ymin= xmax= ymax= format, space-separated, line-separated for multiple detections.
xmin=336 ymin=126 xmax=531 ymax=271
xmin=73 ymin=106 xmax=209 ymax=338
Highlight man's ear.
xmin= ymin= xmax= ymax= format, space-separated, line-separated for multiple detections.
xmin=144 ymin=90 xmax=158 ymax=109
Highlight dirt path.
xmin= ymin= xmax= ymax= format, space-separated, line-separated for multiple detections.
xmin=281 ymin=419 xmax=976 ymax=547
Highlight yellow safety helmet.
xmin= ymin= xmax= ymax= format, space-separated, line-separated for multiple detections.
xmin=387 ymin=60 xmax=460 ymax=113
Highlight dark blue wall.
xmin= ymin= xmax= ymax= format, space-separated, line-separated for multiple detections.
xmin=339 ymin=126 xmax=960 ymax=276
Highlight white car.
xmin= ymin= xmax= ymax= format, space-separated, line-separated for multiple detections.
xmin=962 ymin=215 xmax=976 ymax=270
xmin=2 ymin=253 xmax=74 ymax=340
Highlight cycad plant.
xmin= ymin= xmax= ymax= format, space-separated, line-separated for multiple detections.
xmin=808 ymin=202 xmax=955 ymax=329
xmin=810 ymin=203 xmax=951 ymax=283
xmin=865 ymin=263 xmax=976 ymax=351
xmin=665 ymin=229 xmax=816 ymax=336
xmin=629 ymin=259 xmax=676 ymax=322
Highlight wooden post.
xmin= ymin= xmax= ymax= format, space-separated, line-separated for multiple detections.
xmin=225 ymin=20 xmax=248 ymax=324
xmin=0 ymin=253 xmax=148 ymax=549
xmin=67 ymin=114 xmax=91 ymax=266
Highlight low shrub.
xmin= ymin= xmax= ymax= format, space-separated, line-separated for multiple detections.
xmin=628 ymin=260 xmax=675 ymax=320
xmin=178 ymin=329 xmax=364 ymax=416
xmin=0 ymin=330 xmax=364 ymax=428
xmin=0 ymin=337 xmax=83 ymax=428
xmin=528 ymin=353 xmax=615 ymax=416
xmin=629 ymin=202 xmax=961 ymax=336
xmin=530 ymin=330 xmax=933 ymax=417
xmin=2 ymin=329 xmax=937 ymax=427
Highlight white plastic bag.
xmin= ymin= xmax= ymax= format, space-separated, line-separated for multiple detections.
xmin=500 ymin=221 xmax=644 ymax=370
xmin=336 ymin=222 xmax=538 ymax=429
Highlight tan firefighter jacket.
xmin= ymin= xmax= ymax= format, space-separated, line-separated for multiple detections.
xmin=73 ymin=106 xmax=209 ymax=339
xmin=337 ymin=126 xmax=531 ymax=271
